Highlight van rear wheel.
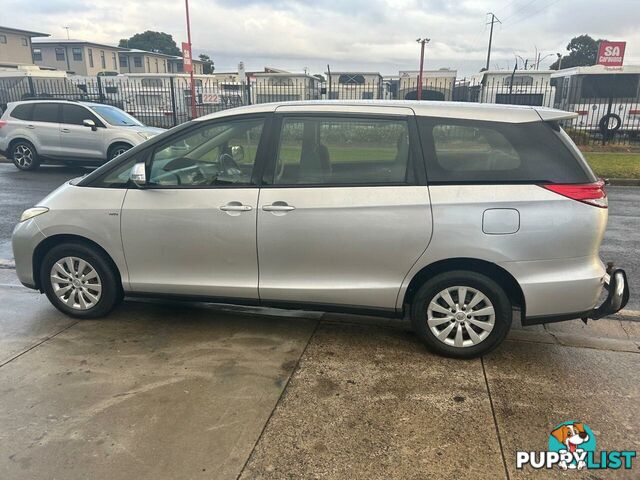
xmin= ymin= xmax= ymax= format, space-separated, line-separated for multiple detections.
xmin=411 ymin=271 xmax=512 ymax=358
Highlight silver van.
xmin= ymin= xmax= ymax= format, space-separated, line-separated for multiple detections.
xmin=0 ymin=100 xmax=164 ymax=170
xmin=11 ymin=101 xmax=629 ymax=357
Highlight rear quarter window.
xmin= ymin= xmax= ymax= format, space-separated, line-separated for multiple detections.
xmin=418 ymin=118 xmax=595 ymax=184
xmin=10 ymin=103 xmax=34 ymax=121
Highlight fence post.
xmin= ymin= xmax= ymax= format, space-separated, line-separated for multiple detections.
xmin=96 ymin=75 xmax=105 ymax=104
xmin=27 ymin=76 xmax=36 ymax=98
xmin=169 ymin=76 xmax=178 ymax=127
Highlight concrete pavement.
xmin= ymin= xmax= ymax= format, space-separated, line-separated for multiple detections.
xmin=1 ymin=268 xmax=639 ymax=479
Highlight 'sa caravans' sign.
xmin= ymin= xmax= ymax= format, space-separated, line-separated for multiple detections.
xmin=597 ymin=41 xmax=626 ymax=67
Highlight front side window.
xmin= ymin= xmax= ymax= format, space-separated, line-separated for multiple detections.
xmin=119 ymin=55 xmax=128 ymax=67
xmin=271 ymin=116 xmax=412 ymax=186
xmin=55 ymin=48 xmax=65 ymax=61
xmin=134 ymin=56 xmax=142 ymax=67
xmin=72 ymin=47 xmax=82 ymax=61
xmin=61 ymin=104 xmax=101 ymax=126
xmin=147 ymin=118 xmax=264 ymax=187
xmin=32 ymin=103 xmax=60 ymax=123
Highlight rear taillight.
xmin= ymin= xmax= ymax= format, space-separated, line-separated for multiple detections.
xmin=0 ymin=120 xmax=7 ymax=128
xmin=576 ymin=110 xmax=589 ymax=116
xmin=540 ymin=180 xmax=608 ymax=208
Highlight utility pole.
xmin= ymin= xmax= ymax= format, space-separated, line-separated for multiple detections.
xmin=63 ymin=26 xmax=70 ymax=39
xmin=184 ymin=0 xmax=197 ymax=120
xmin=485 ymin=13 xmax=501 ymax=71
xmin=416 ymin=37 xmax=430 ymax=101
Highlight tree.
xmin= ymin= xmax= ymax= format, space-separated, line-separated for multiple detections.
xmin=550 ymin=34 xmax=607 ymax=70
xmin=198 ymin=54 xmax=215 ymax=74
xmin=119 ymin=31 xmax=181 ymax=56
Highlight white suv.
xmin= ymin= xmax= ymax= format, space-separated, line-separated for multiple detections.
xmin=0 ymin=100 xmax=164 ymax=170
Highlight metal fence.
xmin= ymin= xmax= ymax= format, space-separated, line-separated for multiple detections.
xmin=1 ymin=73 xmax=639 ymax=146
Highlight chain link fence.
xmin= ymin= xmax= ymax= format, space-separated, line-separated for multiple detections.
xmin=1 ymin=71 xmax=639 ymax=146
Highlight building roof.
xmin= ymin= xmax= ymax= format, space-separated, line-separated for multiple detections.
xmin=119 ymin=48 xmax=177 ymax=59
xmin=326 ymin=71 xmax=382 ymax=76
xmin=194 ymin=100 xmax=577 ymax=124
xmin=32 ymin=38 xmax=127 ymax=51
xmin=0 ymin=25 xmax=50 ymax=37
xmin=550 ymin=64 xmax=640 ymax=76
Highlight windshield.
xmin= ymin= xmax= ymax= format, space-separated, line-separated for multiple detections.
xmin=91 ymin=105 xmax=144 ymax=127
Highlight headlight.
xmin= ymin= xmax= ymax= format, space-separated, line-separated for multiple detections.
xmin=20 ymin=207 xmax=49 ymax=222
xmin=137 ymin=131 xmax=156 ymax=140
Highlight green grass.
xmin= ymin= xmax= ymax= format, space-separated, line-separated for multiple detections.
xmin=583 ymin=152 xmax=640 ymax=179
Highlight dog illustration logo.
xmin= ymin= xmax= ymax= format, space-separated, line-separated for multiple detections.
xmin=548 ymin=421 xmax=595 ymax=470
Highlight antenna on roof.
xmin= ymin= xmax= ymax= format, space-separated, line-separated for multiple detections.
xmin=63 ymin=26 xmax=70 ymax=39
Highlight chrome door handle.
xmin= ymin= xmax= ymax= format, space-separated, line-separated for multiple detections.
xmin=26 ymin=124 xmax=35 ymax=129
xmin=262 ymin=204 xmax=295 ymax=212
xmin=220 ymin=204 xmax=252 ymax=211
xmin=61 ymin=128 xmax=71 ymax=133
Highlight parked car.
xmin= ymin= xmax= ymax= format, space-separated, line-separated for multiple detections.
xmin=0 ymin=100 xmax=164 ymax=170
xmin=12 ymin=101 xmax=629 ymax=358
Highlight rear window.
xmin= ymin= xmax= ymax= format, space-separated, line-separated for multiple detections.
xmin=10 ymin=103 xmax=34 ymax=121
xmin=418 ymin=118 xmax=595 ymax=184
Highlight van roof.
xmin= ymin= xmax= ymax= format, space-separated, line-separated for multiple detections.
xmin=194 ymin=100 xmax=577 ymax=123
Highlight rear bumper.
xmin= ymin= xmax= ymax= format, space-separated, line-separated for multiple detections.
xmin=523 ymin=268 xmax=630 ymax=326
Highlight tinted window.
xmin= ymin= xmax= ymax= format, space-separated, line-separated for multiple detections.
xmin=418 ymin=118 xmax=594 ymax=184
xmin=581 ymin=74 xmax=639 ymax=99
xmin=10 ymin=103 xmax=34 ymax=121
xmin=32 ymin=103 xmax=60 ymax=123
xmin=148 ymin=118 xmax=264 ymax=187
xmin=272 ymin=116 xmax=412 ymax=185
xmin=61 ymin=104 xmax=100 ymax=126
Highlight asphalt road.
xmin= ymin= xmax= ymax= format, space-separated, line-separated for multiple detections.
xmin=0 ymin=161 xmax=638 ymax=310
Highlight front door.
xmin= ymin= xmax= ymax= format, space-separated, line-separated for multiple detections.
xmin=121 ymin=115 xmax=267 ymax=299
xmin=59 ymin=104 xmax=105 ymax=159
xmin=257 ymin=109 xmax=433 ymax=311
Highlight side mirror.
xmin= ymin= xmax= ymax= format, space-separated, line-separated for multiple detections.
xmin=83 ymin=119 xmax=97 ymax=131
xmin=231 ymin=145 xmax=244 ymax=162
xmin=130 ymin=162 xmax=147 ymax=187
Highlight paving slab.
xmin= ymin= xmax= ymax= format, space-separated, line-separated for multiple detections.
xmin=0 ymin=284 xmax=77 ymax=366
xmin=0 ymin=299 xmax=318 ymax=480
xmin=484 ymin=340 xmax=640 ymax=479
xmin=241 ymin=321 xmax=506 ymax=480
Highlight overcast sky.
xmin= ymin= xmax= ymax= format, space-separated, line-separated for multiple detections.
xmin=4 ymin=0 xmax=640 ymax=76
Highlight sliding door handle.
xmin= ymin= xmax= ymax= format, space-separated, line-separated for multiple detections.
xmin=262 ymin=204 xmax=295 ymax=212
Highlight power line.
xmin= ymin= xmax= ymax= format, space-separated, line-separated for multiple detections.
xmin=501 ymin=0 xmax=539 ymax=23
xmin=502 ymin=0 xmax=563 ymax=29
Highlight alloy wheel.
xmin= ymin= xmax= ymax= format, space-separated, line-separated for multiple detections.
xmin=110 ymin=147 xmax=129 ymax=159
xmin=14 ymin=145 xmax=34 ymax=168
xmin=426 ymin=285 xmax=495 ymax=348
xmin=50 ymin=256 xmax=102 ymax=310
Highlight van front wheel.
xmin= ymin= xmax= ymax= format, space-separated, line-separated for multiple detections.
xmin=411 ymin=271 xmax=512 ymax=358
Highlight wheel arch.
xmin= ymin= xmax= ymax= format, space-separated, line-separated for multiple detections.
xmin=32 ymin=234 xmax=124 ymax=292
xmin=401 ymin=257 xmax=525 ymax=317
xmin=7 ymin=137 xmax=37 ymax=158
xmin=107 ymin=141 xmax=134 ymax=159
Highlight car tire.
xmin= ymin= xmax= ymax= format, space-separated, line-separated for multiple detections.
xmin=40 ymin=242 xmax=123 ymax=319
xmin=410 ymin=270 xmax=512 ymax=358
xmin=11 ymin=140 xmax=40 ymax=171
xmin=108 ymin=143 xmax=132 ymax=161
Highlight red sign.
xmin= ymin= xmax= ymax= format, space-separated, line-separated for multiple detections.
xmin=597 ymin=41 xmax=626 ymax=67
xmin=181 ymin=42 xmax=193 ymax=73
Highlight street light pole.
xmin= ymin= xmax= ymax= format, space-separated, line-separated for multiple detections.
xmin=185 ymin=0 xmax=197 ymax=120
xmin=416 ymin=37 xmax=430 ymax=101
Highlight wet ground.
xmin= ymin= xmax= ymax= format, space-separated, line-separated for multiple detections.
xmin=0 ymin=268 xmax=638 ymax=480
